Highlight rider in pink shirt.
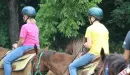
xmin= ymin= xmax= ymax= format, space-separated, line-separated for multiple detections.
xmin=3 ymin=6 xmax=39 ymax=75
xmin=20 ymin=23 xmax=39 ymax=46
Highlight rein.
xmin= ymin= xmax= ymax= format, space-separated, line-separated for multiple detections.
xmin=35 ymin=52 xmax=44 ymax=75
xmin=62 ymin=46 xmax=86 ymax=75
xmin=95 ymin=60 xmax=105 ymax=75
xmin=30 ymin=52 xmax=44 ymax=75
xmin=31 ymin=50 xmax=55 ymax=75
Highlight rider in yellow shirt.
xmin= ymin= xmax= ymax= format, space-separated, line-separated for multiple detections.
xmin=85 ymin=20 xmax=109 ymax=55
xmin=69 ymin=7 xmax=109 ymax=75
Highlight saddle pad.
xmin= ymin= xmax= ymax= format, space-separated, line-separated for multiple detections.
xmin=78 ymin=60 xmax=99 ymax=75
xmin=0 ymin=53 xmax=35 ymax=71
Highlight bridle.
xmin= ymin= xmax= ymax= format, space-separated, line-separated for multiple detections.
xmin=30 ymin=50 xmax=56 ymax=75
xmin=30 ymin=52 xmax=44 ymax=75
xmin=93 ymin=60 xmax=106 ymax=75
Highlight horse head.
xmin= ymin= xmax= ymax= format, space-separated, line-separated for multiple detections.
xmin=94 ymin=48 xmax=128 ymax=75
xmin=31 ymin=45 xmax=49 ymax=75
xmin=92 ymin=48 xmax=106 ymax=75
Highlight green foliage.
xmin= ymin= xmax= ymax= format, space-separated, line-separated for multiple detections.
xmin=36 ymin=0 xmax=102 ymax=47
xmin=0 ymin=1 xmax=9 ymax=48
xmin=109 ymin=41 xmax=123 ymax=53
xmin=104 ymin=0 xmax=130 ymax=53
xmin=107 ymin=0 xmax=130 ymax=41
xmin=57 ymin=48 xmax=64 ymax=52
xmin=100 ymin=0 xmax=129 ymax=53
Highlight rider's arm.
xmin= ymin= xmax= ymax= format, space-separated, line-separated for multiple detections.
xmin=124 ymin=50 xmax=130 ymax=61
xmin=84 ymin=27 xmax=92 ymax=49
xmin=84 ymin=37 xmax=92 ymax=49
xmin=123 ymin=31 xmax=130 ymax=61
xmin=17 ymin=37 xmax=24 ymax=47
xmin=17 ymin=25 xmax=27 ymax=47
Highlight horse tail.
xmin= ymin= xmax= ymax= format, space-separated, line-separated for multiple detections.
xmin=34 ymin=44 xmax=38 ymax=55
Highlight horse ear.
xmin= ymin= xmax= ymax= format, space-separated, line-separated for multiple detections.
xmin=100 ymin=48 xmax=106 ymax=61
xmin=34 ymin=44 xmax=38 ymax=55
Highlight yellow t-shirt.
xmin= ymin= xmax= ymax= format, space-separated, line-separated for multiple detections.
xmin=85 ymin=22 xmax=109 ymax=56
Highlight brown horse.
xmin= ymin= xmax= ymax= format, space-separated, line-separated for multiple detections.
xmin=32 ymin=46 xmax=101 ymax=75
xmin=32 ymin=50 xmax=74 ymax=75
xmin=93 ymin=49 xmax=130 ymax=75
xmin=32 ymin=46 xmax=130 ymax=75
xmin=0 ymin=47 xmax=36 ymax=75
xmin=46 ymin=36 xmax=87 ymax=75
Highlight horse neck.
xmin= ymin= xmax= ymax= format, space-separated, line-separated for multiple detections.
xmin=48 ymin=52 xmax=74 ymax=75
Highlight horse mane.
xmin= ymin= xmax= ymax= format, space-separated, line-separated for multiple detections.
xmin=104 ymin=53 xmax=127 ymax=74
xmin=65 ymin=36 xmax=85 ymax=55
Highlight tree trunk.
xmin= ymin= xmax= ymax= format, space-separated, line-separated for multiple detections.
xmin=8 ymin=0 xmax=19 ymax=45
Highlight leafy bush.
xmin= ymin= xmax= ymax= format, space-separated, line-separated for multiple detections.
xmin=104 ymin=0 xmax=130 ymax=54
xmin=36 ymin=0 xmax=102 ymax=48
xmin=107 ymin=0 xmax=130 ymax=42
xmin=0 ymin=1 xmax=9 ymax=48
xmin=109 ymin=41 xmax=124 ymax=53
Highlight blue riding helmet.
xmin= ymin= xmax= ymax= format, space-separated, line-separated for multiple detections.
xmin=22 ymin=6 xmax=36 ymax=17
xmin=88 ymin=7 xmax=103 ymax=20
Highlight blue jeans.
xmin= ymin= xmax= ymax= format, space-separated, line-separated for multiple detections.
xmin=69 ymin=52 xmax=95 ymax=75
xmin=3 ymin=45 xmax=34 ymax=75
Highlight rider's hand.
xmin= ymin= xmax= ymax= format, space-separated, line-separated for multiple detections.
xmin=12 ymin=43 xmax=18 ymax=49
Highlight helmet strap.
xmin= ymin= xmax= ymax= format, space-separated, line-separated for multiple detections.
xmin=23 ymin=16 xmax=30 ymax=24
xmin=90 ymin=16 xmax=98 ymax=24
xmin=91 ymin=19 xmax=97 ymax=24
xmin=25 ymin=16 xmax=29 ymax=22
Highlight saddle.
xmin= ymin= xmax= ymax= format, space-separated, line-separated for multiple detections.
xmin=78 ymin=56 xmax=100 ymax=75
xmin=0 ymin=49 xmax=36 ymax=71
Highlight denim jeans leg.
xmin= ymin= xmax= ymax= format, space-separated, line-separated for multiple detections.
xmin=22 ymin=45 xmax=34 ymax=52
xmin=3 ymin=45 xmax=34 ymax=75
xmin=69 ymin=52 xmax=95 ymax=75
